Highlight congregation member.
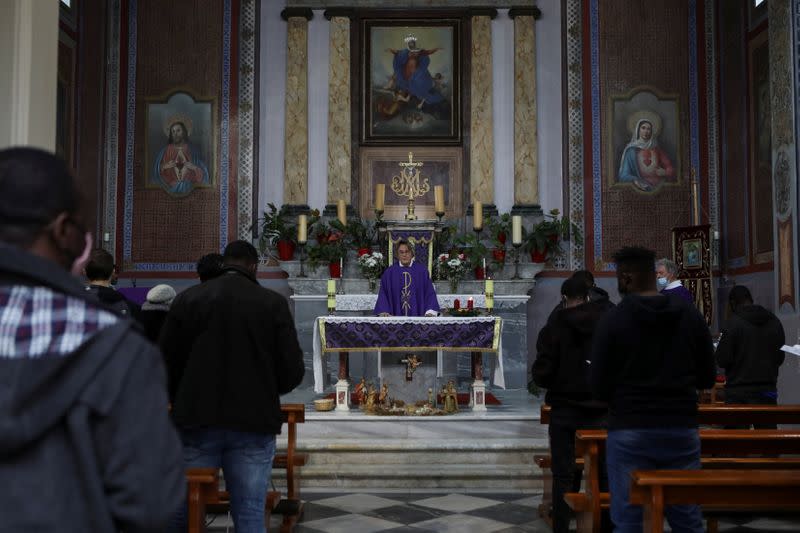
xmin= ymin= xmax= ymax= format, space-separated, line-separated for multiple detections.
xmin=196 ymin=251 xmax=224 ymax=282
xmin=533 ymin=277 xmax=613 ymax=533
xmin=549 ymin=269 xmax=614 ymax=318
xmin=84 ymin=248 xmax=141 ymax=319
xmin=140 ymin=283 xmax=176 ymax=343
xmin=374 ymin=239 xmax=439 ymax=316
xmin=0 ymin=147 xmax=184 ymax=531
xmin=591 ymin=246 xmax=716 ymax=533
xmin=655 ymin=257 xmax=694 ymax=302
xmin=715 ymin=285 xmax=785 ymax=426
xmin=160 ymin=240 xmax=305 ymax=533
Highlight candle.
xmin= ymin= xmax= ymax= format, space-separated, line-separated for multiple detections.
xmin=337 ymin=199 xmax=347 ymax=226
xmin=512 ymin=215 xmax=522 ymax=245
xmin=434 ymin=185 xmax=445 ymax=214
xmin=485 ymin=279 xmax=494 ymax=309
xmin=327 ymin=279 xmax=336 ymax=310
xmin=473 ymin=201 xmax=483 ymax=230
xmin=467 ymin=297 xmax=474 ymax=310
xmin=454 ymin=298 xmax=460 ymax=310
xmin=713 ymin=230 xmax=720 ymax=240
xmin=297 ymin=214 xmax=308 ymax=243
xmin=375 ymin=184 xmax=385 ymax=211
xmin=482 ymin=258 xmax=486 ymax=271
xmin=339 ymin=257 xmax=343 ymax=278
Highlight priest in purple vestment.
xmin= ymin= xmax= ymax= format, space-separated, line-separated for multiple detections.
xmin=374 ymin=240 xmax=440 ymax=317
xmin=656 ymin=257 xmax=694 ymax=303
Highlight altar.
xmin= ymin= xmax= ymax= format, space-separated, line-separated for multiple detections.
xmin=313 ymin=315 xmax=504 ymax=411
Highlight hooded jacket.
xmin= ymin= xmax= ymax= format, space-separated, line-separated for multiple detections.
xmin=84 ymin=283 xmax=142 ymax=321
xmin=715 ymin=304 xmax=785 ymax=391
xmin=0 ymin=243 xmax=184 ymax=532
xmin=590 ymin=293 xmax=716 ymax=429
xmin=533 ymin=299 xmax=612 ymax=410
xmin=160 ymin=265 xmax=305 ymax=435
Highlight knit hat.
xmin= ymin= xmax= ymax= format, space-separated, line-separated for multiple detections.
xmin=146 ymin=284 xmax=176 ymax=306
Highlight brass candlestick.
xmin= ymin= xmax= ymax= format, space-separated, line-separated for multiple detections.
xmin=511 ymin=243 xmax=522 ymax=280
xmin=297 ymin=242 xmax=307 ymax=278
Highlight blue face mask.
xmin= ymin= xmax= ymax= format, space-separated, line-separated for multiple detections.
xmin=657 ymin=276 xmax=668 ymax=289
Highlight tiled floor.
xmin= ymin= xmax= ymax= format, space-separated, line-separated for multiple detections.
xmin=204 ymin=490 xmax=800 ymax=532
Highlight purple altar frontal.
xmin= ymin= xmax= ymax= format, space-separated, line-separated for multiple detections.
xmin=318 ymin=316 xmax=500 ymax=352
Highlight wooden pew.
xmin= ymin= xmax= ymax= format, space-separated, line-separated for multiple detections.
xmin=185 ymin=403 xmax=307 ymax=533
xmin=536 ymin=404 xmax=800 ymax=527
xmin=567 ymin=429 xmax=800 ymax=533
xmin=630 ymin=469 xmax=800 ymax=533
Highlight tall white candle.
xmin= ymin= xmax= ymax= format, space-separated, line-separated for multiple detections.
xmin=337 ymin=199 xmax=347 ymax=226
xmin=473 ymin=201 xmax=483 ymax=230
xmin=297 ymin=215 xmax=307 ymax=243
xmin=375 ymin=184 xmax=385 ymax=211
xmin=512 ymin=215 xmax=522 ymax=245
xmin=434 ymin=186 xmax=445 ymax=214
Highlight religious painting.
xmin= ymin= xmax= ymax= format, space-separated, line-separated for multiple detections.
xmin=361 ymin=18 xmax=461 ymax=144
xmin=607 ymin=87 xmax=681 ymax=193
xmin=672 ymin=225 xmax=712 ymax=325
xmin=359 ymin=146 xmax=463 ymax=221
xmin=748 ymin=30 xmax=774 ymax=263
xmin=682 ymin=239 xmax=702 ymax=269
xmin=145 ymin=91 xmax=216 ymax=197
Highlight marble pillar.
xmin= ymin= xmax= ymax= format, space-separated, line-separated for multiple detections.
xmin=511 ymin=14 xmax=538 ymax=208
xmin=326 ymin=15 xmax=352 ymax=209
xmin=469 ymin=15 xmax=495 ymax=207
xmin=283 ymin=11 xmax=312 ymax=208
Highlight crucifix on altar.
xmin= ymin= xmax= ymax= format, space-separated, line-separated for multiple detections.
xmin=399 ymin=354 xmax=422 ymax=381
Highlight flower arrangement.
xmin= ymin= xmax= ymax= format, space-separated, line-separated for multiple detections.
xmin=437 ymin=252 xmax=469 ymax=291
xmin=357 ymin=251 xmax=386 ymax=280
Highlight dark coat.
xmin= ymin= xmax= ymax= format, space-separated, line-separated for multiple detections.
xmin=84 ymin=283 xmax=142 ymax=322
xmin=590 ymin=293 xmax=716 ymax=429
xmin=715 ymin=304 xmax=785 ymax=391
xmin=160 ymin=265 xmax=305 ymax=435
xmin=0 ymin=243 xmax=184 ymax=532
xmin=534 ymin=299 xmax=612 ymax=410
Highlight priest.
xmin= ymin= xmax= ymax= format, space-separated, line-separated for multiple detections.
xmin=374 ymin=239 xmax=439 ymax=317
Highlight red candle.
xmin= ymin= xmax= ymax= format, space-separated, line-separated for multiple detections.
xmin=467 ymin=297 xmax=474 ymax=310
xmin=454 ymin=299 xmax=460 ymax=310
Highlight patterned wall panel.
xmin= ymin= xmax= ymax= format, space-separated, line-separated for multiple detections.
xmin=718 ymin=0 xmax=748 ymax=266
xmin=592 ymin=0 xmax=695 ymax=267
xmin=112 ymin=0 xmax=252 ymax=272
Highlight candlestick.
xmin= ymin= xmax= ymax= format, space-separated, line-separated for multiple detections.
xmin=339 ymin=257 xmax=343 ymax=278
xmin=297 ymin=214 xmax=307 ymax=243
xmin=473 ymin=201 xmax=483 ymax=231
xmin=434 ymin=185 xmax=445 ymax=215
xmin=485 ymin=279 xmax=494 ymax=314
xmin=297 ymin=242 xmax=307 ymax=278
xmin=327 ymin=279 xmax=336 ymax=314
xmin=512 ymin=215 xmax=522 ymax=245
xmin=337 ymin=199 xmax=347 ymax=226
xmin=375 ymin=184 xmax=385 ymax=211
xmin=512 ymin=243 xmax=523 ymax=280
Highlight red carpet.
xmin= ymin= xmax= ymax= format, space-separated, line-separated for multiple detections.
xmin=325 ymin=391 xmax=501 ymax=406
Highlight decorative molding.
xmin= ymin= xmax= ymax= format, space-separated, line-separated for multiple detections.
xmin=704 ymin=0 xmax=719 ymax=264
xmin=238 ymin=0 xmax=257 ymax=240
xmin=566 ymin=0 xmax=584 ymax=270
xmin=103 ymin=0 xmax=122 ymax=259
xmin=466 ymin=8 xmax=498 ymax=19
xmin=508 ymin=7 xmax=541 ymax=20
xmin=323 ymin=8 xmax=356 ymax=20
xmin=281 ymin=7 xmax=313 ymax=21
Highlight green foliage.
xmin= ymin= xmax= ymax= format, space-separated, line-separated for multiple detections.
xmin=257 ymin=203 xmax=296 ymax=256
xmin=523 ymin=209 xmax=583 ymax=258
xmin=454 ymin=232 xmax=488 ymax=266
xmin=307 ymin=221 xmax=346 ymax=268
xmin=487 ymin=213 xmax=512 ymax=248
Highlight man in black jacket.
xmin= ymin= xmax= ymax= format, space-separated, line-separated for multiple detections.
xmin=83 ymin=248 xmax=141 ymax=320
xmin=161 ymin=240 xmax=305 ymax=532
xmin=533 ymin=277 xmax=612 ymax=533
xmin=0 ymin=147 xmax=184 ymax=532
xmin=716 ymin=285 xmax=785 ymax=426
xmin=590 ymin=246 xmax=715 ymax=533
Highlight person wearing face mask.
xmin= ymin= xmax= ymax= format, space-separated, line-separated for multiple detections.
xmin=533 ymin=277 xmax=613 ymax=533
xmin=590 ymin=246 xmax=715 ymax=533
xmin=0 ymin=147 xmax=185 ymax=531
xmin=655 ymin=257 xmax=694 ymax=303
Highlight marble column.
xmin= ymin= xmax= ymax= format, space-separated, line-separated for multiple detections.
xmin=509 ymin=8 xmax=541 ymax=214
xmin=469 ymin=11 xmax=497 ymax=216
xmin=282 ymin=8 xmax=313 ymax=212
xmin=324 ymin=10 xmax=354 ymax=215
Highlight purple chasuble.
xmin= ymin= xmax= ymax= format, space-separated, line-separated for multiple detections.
xmin=662 ymin=285 xmax=694 ymax=303
xmin=373 ymin=261 xmax=440 ymax=316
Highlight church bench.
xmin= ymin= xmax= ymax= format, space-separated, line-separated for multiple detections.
xmin=184 ymin=404 xmax=307 ymax=533
xmin=629 ymin=469 xmax=800 ymax=533
xmin=536 ymin=404 xmax=800 ymax=529
xmin=567 ymin=429 xmax=800 ymax=533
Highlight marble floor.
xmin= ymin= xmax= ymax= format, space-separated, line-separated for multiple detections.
xmin=203 ymin=490 xmax=800 ymax=532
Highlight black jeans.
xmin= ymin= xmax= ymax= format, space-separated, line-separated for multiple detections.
xmin=548 ymin=406 xmax=608 ymax=533
xmin=725 ymin=388 xmax=778 ymax=429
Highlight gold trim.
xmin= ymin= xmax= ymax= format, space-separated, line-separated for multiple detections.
xmin=322 ymin=346 xmax=497 ymax=353
xmin=319 ymin=320 xmax=327 ymax=349
xmin=492 ymin=317 xmax=501 ymax=350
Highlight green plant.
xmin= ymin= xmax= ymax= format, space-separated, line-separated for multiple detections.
xmin=487 ymin=213 xmax=512 ymax=248
xmin=454 ymin=233 xmax=488 ymax=267
xmin=341 ymin=216 xmax=375 ymax=249
xmin=307 ymin=222 xmax=346 ymax=268
xmin=524 ymin=209 xmax=583 ymax=257
xmin=256 ymin=203 xmax=296 ymax=257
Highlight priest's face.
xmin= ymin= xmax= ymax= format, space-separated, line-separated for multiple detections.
xmin=397 ymin=244 xmax=413 ymax=266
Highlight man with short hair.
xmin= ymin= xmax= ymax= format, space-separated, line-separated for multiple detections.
xmin=374 ymin=239 xmax=439 ymax=316
xmin=196 ymin=252 xmax=224 ymax=282
xmin=84 ymin=248 xmax=141 ymax=319
xmin=0 ymin=147 xmax=184 ymax=531
xmin=655 ymin=257 xmax=693 ymax=302
xmin=716 ymin=285 xmax=785 ymax=425
xmin=533 ymin=277 xmax=612 ymax=533
xmin=161 ymin=240 xmax=305 ymax=532
xmin=591 ymin=246 xmax=715 ymax=533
